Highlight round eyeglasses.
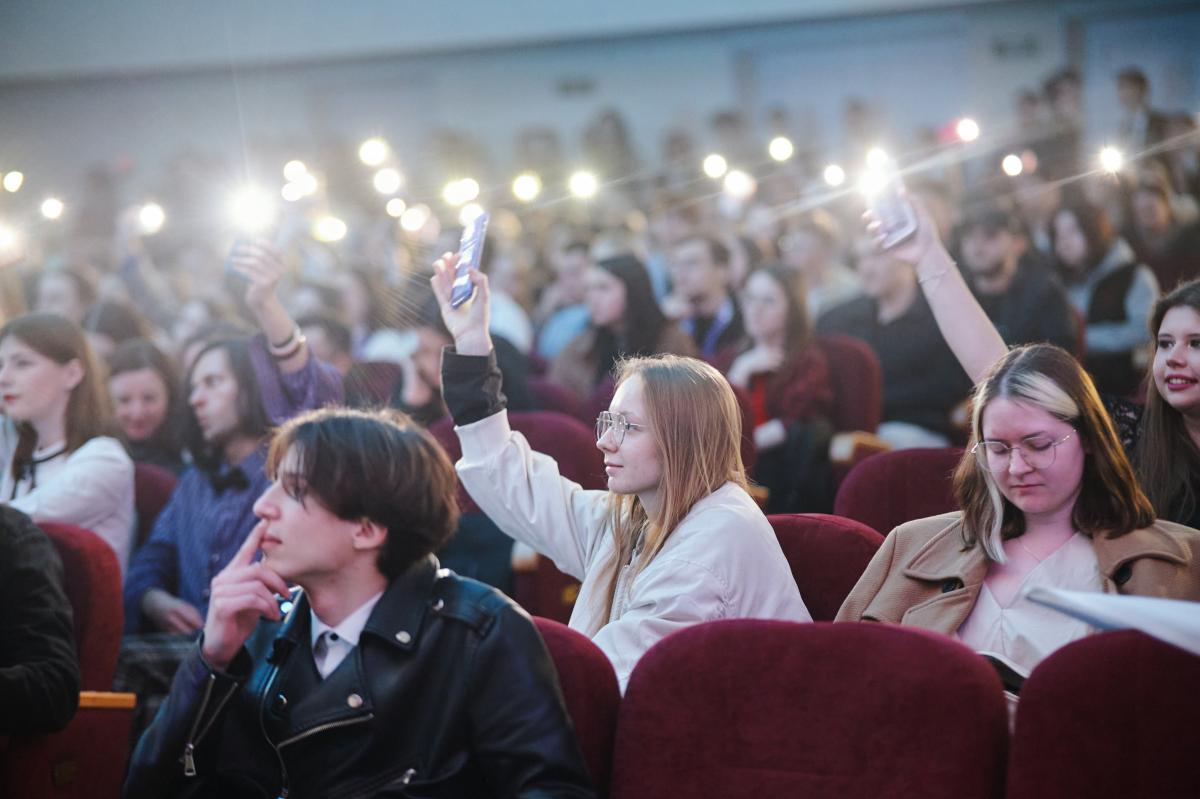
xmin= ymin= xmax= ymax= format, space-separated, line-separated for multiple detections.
xmin=595 ymin=411 xmax=644 ymax=446
xmin=970 ymin=431 xmax=1075 ymax=472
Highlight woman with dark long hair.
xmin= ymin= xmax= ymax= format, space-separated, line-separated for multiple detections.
xmin=550 ymin=254 xmax=696 ymax=401
xmin=0 ymin=313 xmax=135 ymax=569
xmin=108 ymin=339 xmax=187 ymax=474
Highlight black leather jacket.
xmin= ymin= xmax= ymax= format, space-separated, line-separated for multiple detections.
xmin=123 ymin=556 xmax=595 ymax=799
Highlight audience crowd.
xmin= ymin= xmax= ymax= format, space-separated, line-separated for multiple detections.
xmin=1 ymin=61 xmax=1199 ymax=797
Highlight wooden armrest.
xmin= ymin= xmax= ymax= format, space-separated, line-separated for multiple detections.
xmin=830 ymin=431 xmax=891 ymax=466
xmin=79 ymin=691 xmax=136 ymax=710
xmin=746 ymin=483 xmax=770 ymax=509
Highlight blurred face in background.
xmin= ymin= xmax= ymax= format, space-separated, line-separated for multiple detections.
xmin=741 ymin=271 xmax=788 ymax=344
xmin=1053 ymin=210 xmax=1090 ymax=271
xmin=110 ymin=367 xmax=170 ymax=443
xmin=779 ymin=229 xmax=829 ymax=276
xmin=585 ymin=267 xmax=627 ymax=330
xmin=669 ymin=239 xmax=728 ymax=306
xmin=960 ymin=225 xmax=1020 ymax=285
xmin=853 ymin=237 xmax=910 ymax=300
xmin=555 ymin=247 xmax=591 ymax=305
xmin=1132 ymin=189 xmax=1172 ymax=237
xmin=36 ymin=273 xmax=88 ymax=325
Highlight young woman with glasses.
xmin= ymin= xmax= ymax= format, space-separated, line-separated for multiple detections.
xmin=837 ymin=201 xmax=1200 ymax=684
xmin=430 ymin=251 xmax=811 ymax=690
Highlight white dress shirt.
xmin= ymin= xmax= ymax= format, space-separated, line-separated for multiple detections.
xmin=310 ymin=590 xmax=384 ymax=680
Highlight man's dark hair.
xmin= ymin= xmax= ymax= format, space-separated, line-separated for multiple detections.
xmin=676 ymin=234 xmax=731 ymax=268
xmin=267 ymin=407 xmax=460 ymax=579
xmin=298 ymin=314 xmax=353 ymax=359
xmin=1116 ymin=66 xmax=1149 ymax=93
xmin=184 ymin=336 xmax=270 ymax=472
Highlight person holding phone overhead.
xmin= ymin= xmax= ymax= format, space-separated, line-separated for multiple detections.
xmin=431 ymin=250 xmax=810 ymax=691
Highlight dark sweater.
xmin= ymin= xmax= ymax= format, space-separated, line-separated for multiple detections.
xmin=816 ymin=292 xmax=972 ymax=437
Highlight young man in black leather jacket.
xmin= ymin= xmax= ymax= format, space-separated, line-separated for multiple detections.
xmin=124 ymin=407 xmax=595 ymax=799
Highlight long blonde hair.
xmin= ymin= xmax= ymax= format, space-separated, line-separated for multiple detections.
xmin=597 ymin=354 xmax=747 ymax=628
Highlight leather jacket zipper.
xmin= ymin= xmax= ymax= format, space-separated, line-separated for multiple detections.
xmin=181 ymin=670 xmax=238 ymax=777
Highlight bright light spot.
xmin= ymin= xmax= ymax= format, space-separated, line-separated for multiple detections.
xmin=1001 ymin=154 xmax=1024 ymax=177
xmin=0 ymin=223 xmax=17 ymax=251
xmin=385 ymin=198 xmax=407 ymax=218
xmin=228 ymin=186 xmax=276 ymax=233
xmin=702 ymin=154 xmax=728 ymax=179
xmin=956 ymin=118 xmax=981 ymax=143
xmin=41 ymin=198 xmax=64 ymax=220
xmin=768 ymin=136 xmax=795 ymax=162
xmin=512 ymin=172 xmax=542 ymax=203
xmin=442 ymin=178 xmax=480 ymax=206
xmin=3 ymin=172 xmax=24 ymax=193
xmin=1099 ymin=146 xmax=1124 ymax=174
xmin=282 ymin=160 xmax=308 ymax=182
xmin=866 ymin=148 xmax=890 ymax=170
xmin=400 ymin=204 xmax=431 ymax=233
xmin=823 ymin=164 xmax=846 ymax=187
xmin=139 ymin=203 xmax=165 ymax=234
xmin=458 ymin=203 xmax=485 ymax=227
xmin=312 ymin=216 xmax=347 ymax=243
xmin=568 ymin=171 xmax=599 ymax=199
xmin=373 ymin=167 xmax=403 ymax=195
xmin=295 ymin=173 xmax=318 ymax=197
xmin=281 ymin=182 xmax=305 ymax=202
xmin=722 ymin=169 xmax=757 ymax=200
xmin=358 ymin=138 xmax=389 ymax=167
xmin=857 ymin=170 xmax=888 ymax=199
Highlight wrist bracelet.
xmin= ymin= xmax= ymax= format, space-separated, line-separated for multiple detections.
xmin=917 ymin=268 xmax=949 ymax=286
xmin=268 ymin=324 xmax=301 ymax=354
xmin=270 ymin=333 xmax=306 ymax=361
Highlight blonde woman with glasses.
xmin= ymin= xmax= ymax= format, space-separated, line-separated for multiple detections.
xmin=431 ymin=252 xmax=810 ymax=690
xmin=837 ymin=205 xmax=1200 ymax=692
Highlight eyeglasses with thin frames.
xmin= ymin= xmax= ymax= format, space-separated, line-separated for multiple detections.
xmin=970 ymin=430 xmax=1075 ymax=472
xmin=595 ymin=411 xmax=644 ymax=446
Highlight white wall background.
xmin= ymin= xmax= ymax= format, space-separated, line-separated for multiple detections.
xmin=0 ymin=0 xmax=1197 ymax=205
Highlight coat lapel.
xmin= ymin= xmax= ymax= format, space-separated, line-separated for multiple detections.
xmin=898 ymin=518 xmax=989 ymax=635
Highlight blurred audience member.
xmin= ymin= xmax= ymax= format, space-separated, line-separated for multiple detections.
xmin=818 ymin=235 xmax=971 ymax=448
xmin=1123 ymin=163 xmax=1200 ymax=291
xmin=108 ymin=339 xmax=186 ymax=474
xmin=534 ymin=240 xmax=591 ymax=360
xmin=728 ymin=265 xmax=834 ymax=512
xmin=1115 ymin=66 xmax=1169 ymax=152
xmin=956 ymin=204 xmax=1078 ymax=352
xmin=82 ymin=300 xmax=148 ymax=362
xmin=667 ymin=235 xmax=745 ymax=367
xmin=0 ymin=313 xmax=135 ymax=569
xmin=551 ymin=254 xmax=695 ymax=402
xmin=35 ymin=268 xmax=95 ymax=326
xmin=779 ymin=210 xmax=859 ymax=318
xmin=298 ymin=314 xmax=355 ymax=375
xmin=1051 ymin=200 xmax=1159 ymax=396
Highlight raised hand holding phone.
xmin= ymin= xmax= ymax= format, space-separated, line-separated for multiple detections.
xmin=451 ymin=212 xmax=490 ymax=308
xmin=431 ymin=251 xmax=493 ymax=357
xmin=201 ymin=522 xmax=290 ymax=672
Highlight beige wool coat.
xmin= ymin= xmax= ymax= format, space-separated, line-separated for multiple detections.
xmin=836 ymin=511 xmax=1200 ymax=633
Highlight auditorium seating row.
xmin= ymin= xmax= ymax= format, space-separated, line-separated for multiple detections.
xmin=6 ymin=514 xmax=1197 ymax=799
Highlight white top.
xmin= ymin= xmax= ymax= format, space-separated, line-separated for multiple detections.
xmin=488 ymin=291 xmax=535 ymax=355
xmin=956 ymin=532 xmax=1101 ymax=676
xmin=0 ymin=420 xmax=135 ymax=573
xmin=455 ymin=411 xmax=812 ymax=690
xmin=310 ymin=590 xmax=385 ymax=680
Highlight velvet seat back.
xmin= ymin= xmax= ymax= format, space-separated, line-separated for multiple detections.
xmin=767 ymin=513 xmax=884 ymax=621
xmin=834 ymin=447 xmax=963 ymax=534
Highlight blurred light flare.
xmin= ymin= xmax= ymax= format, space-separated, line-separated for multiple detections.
xmin=3 ymin=172 xmax=25 ymax=193
xmin=282 ymin=160 xmax=308 ymax=182
xmin=0 ymin=223 xmax=18 ymax=251
xmin=358 ymin=138 xmax=389 ymax=167
xmin=41 ymin=198 xmax=64 ymax=220
xmin=866 ymin=148 xmax=890 ymax=170
xmin=373 ymin=168 xmax=403 ymax=195
xmin=768 ymin=136 xmax=795 ymax=162
xmin=228 ymin=186 xmax=276 ymax=233
xmin=722 ymin=169 xmax=757 ymax=200
xmin=1099 ymin=146 xmax=1124 ymax=173
xmin=512 ymin=172 xmax=542 ymax=202
xmin=956 ymin=118 xmax=981 ymax=143
xmin=568 ymin=171 xmax=599 ymax=199
xmin=312 ymin=216 xmax=347 ymax=243
xmin=458 ymin=203 xmax=485 ymax=227
xmin=702 ymin=154 xmax=728 ymax=179
xmin=139 ymin=202 xmax=166 ymax=234
xmin=385 ymin=198 xmax=407 ymax=218
xmin=400 ymin=204 xmax=432 ymax=233
xmin=823 ymin=164 xmax=846 ymax=187
xmin=1001 ymin=154 xmax=1024 ymax=177
xmin=442 ymin=178 xmax=480 ymax=206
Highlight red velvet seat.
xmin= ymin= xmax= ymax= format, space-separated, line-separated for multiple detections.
xmin=0 ymin=523 xmax=135 ymax=799
xmin=816 ymin=334 xmax=883 ymax=433
xmin=611 ymin=620 xmax=1007 ymax=799
xmin=430 ymin=411 xmax=605 ymax=622
xmin=1007 ymin=630 xmax=1200 ymax=799
xmin=833 ymin=447 xmax=963 ymax=534
xmin=344 ymin=360 xmax=403 ymax=406
xmin=529 ymin=375 xmax=586 ymax=421
xmin=132 ymin=462 xmax=178 ymax=551
xmin=767 ymin=514 xmax=884 ymax=621
xmin=532 ymin=617 xmax=619 ymax=796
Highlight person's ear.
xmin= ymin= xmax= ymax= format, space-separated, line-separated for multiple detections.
xmin=62 ymin=358 xmax=85 ymax=392
xmin=352 ymin=517 xmax=388 ymax=553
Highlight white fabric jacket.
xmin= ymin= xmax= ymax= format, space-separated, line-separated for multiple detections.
xmin=455 ymin=410 xmax=812 ymax=690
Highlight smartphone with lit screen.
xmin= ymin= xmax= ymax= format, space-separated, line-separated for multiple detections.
xmin=451 ymin=211 xmax=490 ymax=308
xmin=866 ymin=162 xmax=918 ymax=250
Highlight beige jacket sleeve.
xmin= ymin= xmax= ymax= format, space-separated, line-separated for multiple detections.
xmin=834 ymin=527 xmax=901 ymax=622
xmin=455 ymin=410 xmax=611 ymax=581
